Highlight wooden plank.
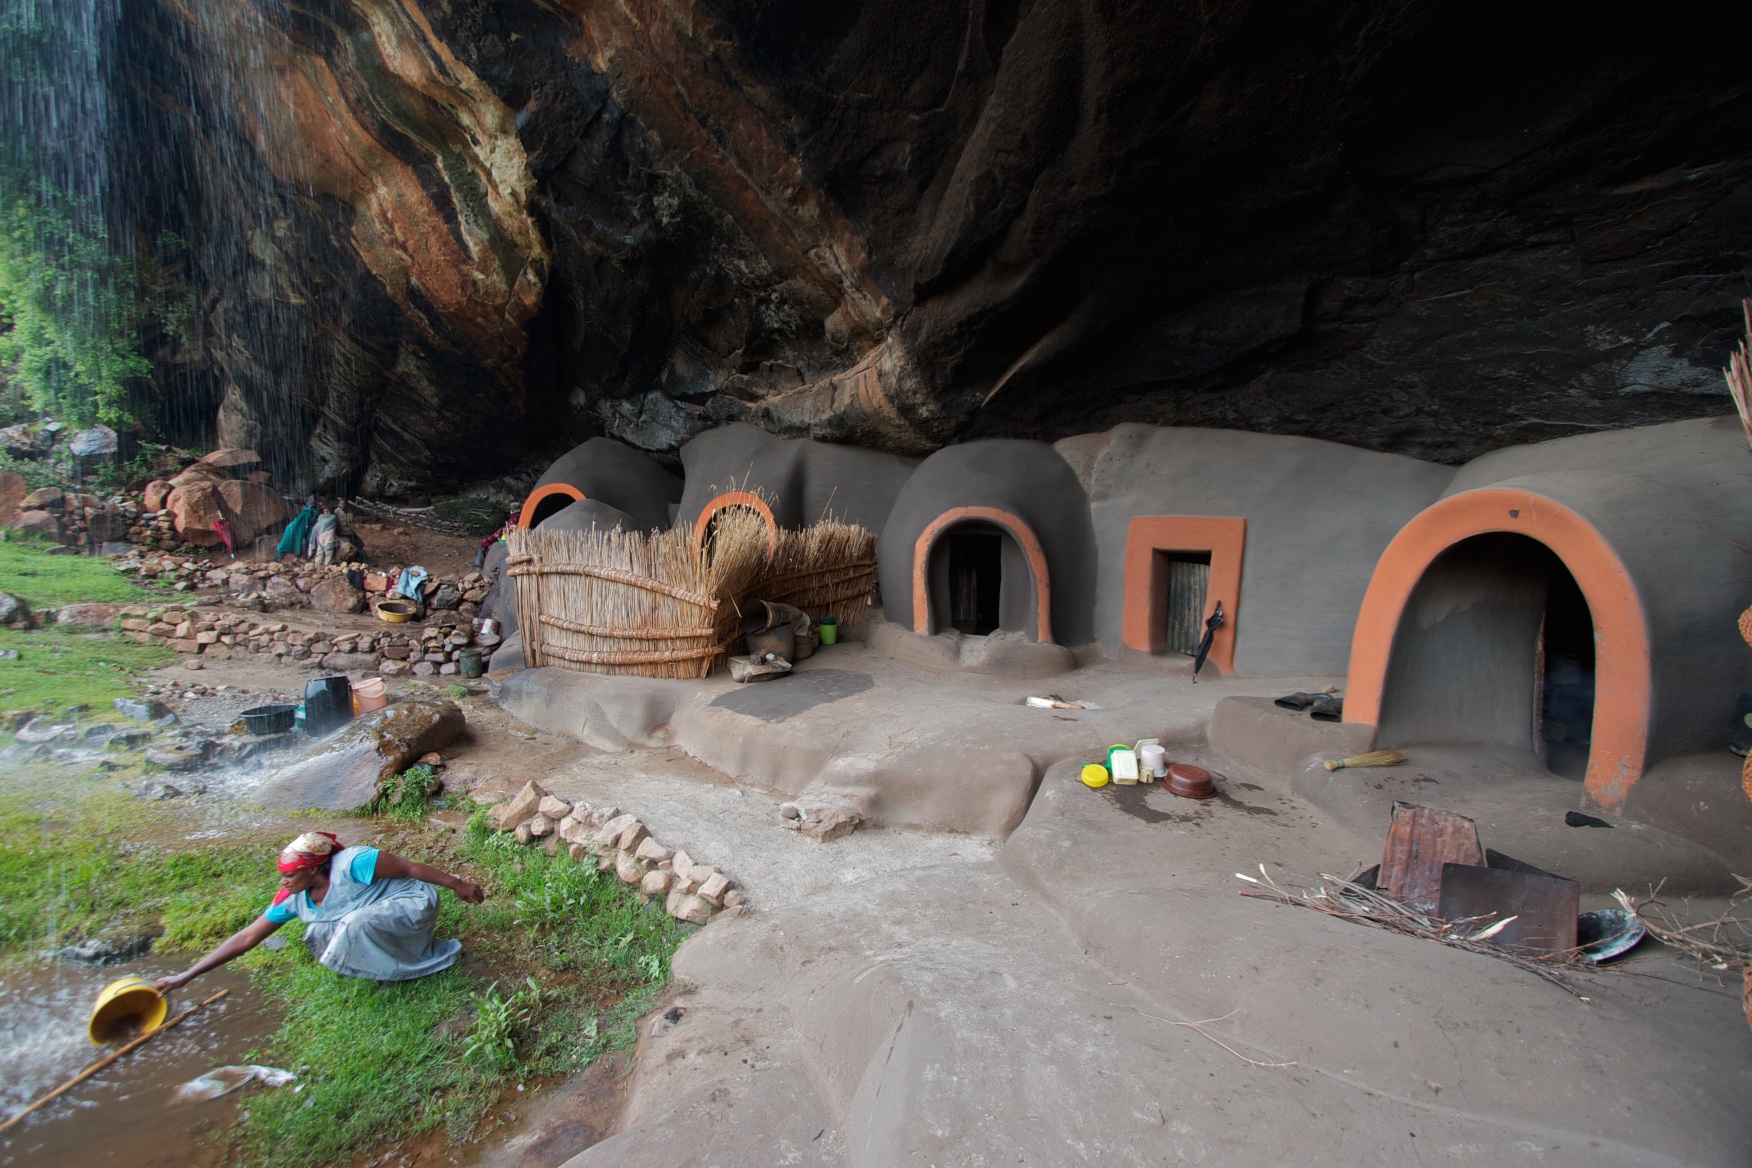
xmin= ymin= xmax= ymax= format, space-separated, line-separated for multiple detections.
xmin=1166 ymin=558 xmax=1209 ymax=656
xmin=1380 ymin=801 xmax=1484 ymax=913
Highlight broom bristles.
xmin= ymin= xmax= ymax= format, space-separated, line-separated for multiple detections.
xmin=1324 ymin=749 xmax=1408 ymax=771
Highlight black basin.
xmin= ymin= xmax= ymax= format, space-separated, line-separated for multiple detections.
xmin=239 ymin=703 xmax=297 ymax=735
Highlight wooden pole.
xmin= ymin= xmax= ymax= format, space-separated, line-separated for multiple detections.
xmin=0 ymin=988 xmax=230 ymax=1133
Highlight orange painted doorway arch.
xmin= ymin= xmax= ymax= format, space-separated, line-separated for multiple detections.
xmin=517 ymin=483 xmax=584 ymax=528
xmin=1346 ymin=488 xmax=1651 ymax=806
xmin=692 ymin=491 xmax=780 ymax=551
xmin=911 ymin=505 xmax=1053 ymax=643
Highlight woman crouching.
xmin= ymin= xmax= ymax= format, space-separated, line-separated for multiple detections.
xmin=157 ymin=831 xmax=485 ymax=991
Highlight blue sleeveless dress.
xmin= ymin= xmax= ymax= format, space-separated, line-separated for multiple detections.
xmin=267 ymin=846 xmax=461 ymax=981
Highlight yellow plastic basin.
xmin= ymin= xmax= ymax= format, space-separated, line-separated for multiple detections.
xmin=88 ymin=976 xmax=168 ymax=1044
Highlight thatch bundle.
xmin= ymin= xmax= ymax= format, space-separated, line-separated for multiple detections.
xmin=1727 ymin=298 xmax=1752 ymax=451
xmin=507 ymin=509 xmax=770 ymax=678
xmin=508 ymin=501 xmax=876 ymax=679
xmin=755 ymin=519 xmax=878 ymax=628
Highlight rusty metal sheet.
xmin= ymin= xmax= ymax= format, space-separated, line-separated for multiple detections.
xmin=1380 ymin=801 xmax=1483 ymax=913
xmin=1438 ymin=863 xmax=1580 ymax=955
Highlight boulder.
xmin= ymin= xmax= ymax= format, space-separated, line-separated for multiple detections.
xmin=9 ymin=510 xmax=60 ymax=541
xmin=528 ymin=811 xmax=555 ymax=838
xmin=216 ymin=479 xmax=290 ymax=543
xmin=55 ymin=603 xmax=120 ymax=629
xmin=143 ymin=480 xmax=173 ymax=511
xmin=664 ymin=889 xmax=715 ymax=925
xmin=198 ymin=448 xmax=261 ymax=472
xmin=265 ymin=577 xmax=303 ymax=602
xmin=430 ymin=584 xmax=462 ymax=610
xmin=537 ymin=795 xmax=573 ymax=820
xmin=490 ymin=780 xmax=550 ymax=830
xmin=250 ymin=697 xmax=466 ymax=811
xmin=21 ymin=486 xmax=63 ymax=510
xmin=0 ymin=592 xmax=30 ymax=629
xmin=640 ymin=869 xmax=675 ymax=898
xmin=615 ymin=850 xmax=644 ymax=884
xmin=635 ymin=837 xmax=673 ymax=865
xmin=0 ymin=470 xmax=25 ymax=525
xmin=67 ymin=425 xmax=117 ymax=459
xmin=320 ymin=651 xmax=380 ymax=672
xmin=165 ymin=481 xmax=226 ymax=546
xmin=593 ymin=813 xmax=641 ymax=850
xmin=309 ymin=576 xmax=365 ymax=614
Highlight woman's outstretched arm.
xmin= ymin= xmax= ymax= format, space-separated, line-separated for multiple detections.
xmin=156 ymin=914 xmax=285 ymax=992
xmin=373 ymin=853 xmax=486 ymax=903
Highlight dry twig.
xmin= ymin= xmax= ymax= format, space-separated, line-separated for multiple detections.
xmin=1132 ymin=1008 xmax=1296 ymax=1069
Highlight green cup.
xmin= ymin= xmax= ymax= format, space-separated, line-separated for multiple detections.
xmin=819 ymin=617 xmax=839 ymax=645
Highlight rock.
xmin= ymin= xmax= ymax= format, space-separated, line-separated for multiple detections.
xmin=593 ymin=813 xmax=640 ymax=850
xmin=490 ymin=780 xmax=550 ymax=830
xmin=723 ymin=889 xmax=748 ymax=908
xmin=615 ymin=850 xmax=644 ymax=884
xmin=198 ymin=447 xmax=261 ymax=472
xmin=0 ymin=470 xmax=24 ymax=525
xmin=15 ymin=718 xmax=73 ymax=744
xmin=67 ymin=425 xmax=117 ymax=459
xmin=664 ymin=890 xmax=715 ymax=925
xmin=309 ymin=576 xmax=365 ymax=614
xmin=527 ymin=811 xmax=555 ymax=838
xmin=585 ymin=805 xmax=618 ymax=828
xmin=9 ymin=510 xmax=59 ymax=541
xmin=634 ymin=837 xmax=673 ymax=865
xmin=0 ymin=592 xmax=31 ymax=629
xmin=216 ymin=479 xmax=290 ymax=543
xmin=537 ymin=795 xmax=573 ymax=820
xmin=21 ymin=486 xmax=63 ymax=510
xmin=411 ymin=661 xmax=437 ymax=677
xmin=781 ymin=805 xmax=863 ymax=843
xmin=616 ymin=819 xmax=649 ymax=853
xmin=640 ymin=869 xmax=674 ymax=898
xmin=145 ymin=746 xmax=203 ymax=771
xmin=430 ymin=584 xmax=462 ymax=610
xmin=670 ymin=850 xmax=694 ymax=882
xmin=697 ymin=872 xmax=732 ymax=906
xmin=113 ymin=696 xmax=168 ymax=721
xmin=320 ymin=651 xmax=379 ymax=672
xmin=419 ymin=751 xmax=444 ymax=766
xmin=54 ymin=602 xmax=120 ymax=629
xmin=143 ymin=480 xmax=173 ymax=511
xmin=779 ymin=802 xmax=802 ymax=820
xmin=568 ymin=841 xmax=589 ymax=862
xmin=165 ymin=481 xmax=226 ymax=546
xmin=250 ymin=697 xmax=466 ymax=811
xmin=515 ymin=821 xmax=534 ymax=845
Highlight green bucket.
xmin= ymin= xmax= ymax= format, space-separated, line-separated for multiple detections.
xmin=819 ymin=617 xmax=839 ymax=645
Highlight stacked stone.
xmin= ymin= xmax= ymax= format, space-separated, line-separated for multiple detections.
xmin=129 ymin=508 xmax=180 ymax=550
xmin=488 ymin=781 xmax=747 ymax=925
xmin=114 ymin=602 xmax=493 ymax=676
xmin=5 ymin=487 xmax=135 ymax=549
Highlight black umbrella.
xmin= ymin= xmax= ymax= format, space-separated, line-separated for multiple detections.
xmin=1190 ymin=602 xmax=1224 ymax=683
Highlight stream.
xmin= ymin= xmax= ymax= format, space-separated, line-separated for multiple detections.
xmin=0 ymin=961 xmax=278 ymax=1167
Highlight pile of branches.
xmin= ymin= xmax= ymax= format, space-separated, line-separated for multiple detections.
xmin=1236 ymin=865 xmax=1603 ymax=994
xmin=1613 ymin=876 xmax=1752 ymax=1031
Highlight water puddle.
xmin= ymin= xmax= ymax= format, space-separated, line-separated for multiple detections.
xmin=1 ymin=962 xmax=278 ymax=1167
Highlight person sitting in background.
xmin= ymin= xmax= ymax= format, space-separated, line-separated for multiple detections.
xmin=156 ymin=831 xmax=484 ymax=990
xmin=275 ymin=500 xmax=318 ymax=562
xmin=475 ymin=506 xmax=521 ymax=568
xmin=308 ymin=505 xmax=338 ymax=565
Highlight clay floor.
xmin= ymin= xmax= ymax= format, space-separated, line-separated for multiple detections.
xmin=151 ymin=617 xmax=1752 ymax=1166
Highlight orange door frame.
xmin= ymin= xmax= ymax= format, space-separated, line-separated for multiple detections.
xmin=1345 ymin=489 xmax=1651 ymax=806
xmin=910 ymin=506 xmax=1053 ymax=642
xmin=1120 ymin=516 xmax=1247 ymax=676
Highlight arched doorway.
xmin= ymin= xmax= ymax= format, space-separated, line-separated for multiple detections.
xmin=518 ymin=483 xmax=584 ymax=529
xmin=911 ymin=507 xmax=1052 ymax=643
xmin=1346 ymin=488 xmax=1650 ymax=806
xmin=692 ymin=491 xmax=779 ymax=558
xmin=1375 ymin=533 xmax=1595 ymax=778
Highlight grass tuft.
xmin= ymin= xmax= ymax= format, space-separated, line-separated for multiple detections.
xmin=0 ymin=535 xmax=148 ymax=608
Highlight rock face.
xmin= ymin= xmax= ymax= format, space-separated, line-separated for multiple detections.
xmin=251 ymin=697 xmax=465 ymax=811
xmin=116 ymin=0 xmax=1752 ymax=488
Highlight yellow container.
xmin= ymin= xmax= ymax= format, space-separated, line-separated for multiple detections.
xmin=88 ymin=976 xmax=168 ymax=1044
xmin=1080 ymin=763 xmax=1110 ymax=788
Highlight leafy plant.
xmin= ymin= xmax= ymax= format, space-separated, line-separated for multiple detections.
xmin=463 ymin=976 xmax=545 ymax=1072
xmin=370 ymin=763 xmax=436 ymax=821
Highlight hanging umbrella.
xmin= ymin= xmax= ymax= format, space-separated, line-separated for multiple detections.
xmin=1190 ymin=602 xmax=1224 ymax=684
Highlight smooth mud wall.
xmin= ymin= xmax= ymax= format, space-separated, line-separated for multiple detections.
xmin=674 ymin=422 xmax=916 ymax=532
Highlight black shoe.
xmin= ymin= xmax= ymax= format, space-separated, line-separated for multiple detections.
xmin=1274 ymin=692 xmax=1317 ymax=710
xmin=1309 ymin=695 xmax=1344 ymax=722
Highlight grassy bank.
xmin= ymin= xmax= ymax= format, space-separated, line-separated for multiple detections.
xmin=0 ymin=535 xmax=149 ymax=607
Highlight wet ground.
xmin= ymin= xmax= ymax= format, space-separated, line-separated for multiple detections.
xmin=0 ymin=962 xmax=276 ymax=1168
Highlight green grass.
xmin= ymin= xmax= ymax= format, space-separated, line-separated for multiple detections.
xmin=0 ymin=782 xmax=284 ymax=951
xmin=0 ymin=624 xmax=173 ymax=719
xmin=233 ymin=810 xmax=688 ymax=1164
xmin=0 ymin=533 xmax=149 ymax=607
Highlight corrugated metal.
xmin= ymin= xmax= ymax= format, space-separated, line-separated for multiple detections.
xmin=1166 ymin=558 xmax=1210 ymax=656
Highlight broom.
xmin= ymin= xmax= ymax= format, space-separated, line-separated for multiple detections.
xmin=1324 ymin=750 xmax=1408 ymax=772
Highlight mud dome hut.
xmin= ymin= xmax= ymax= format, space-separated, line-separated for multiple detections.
xmin=517 ymin=437 xmax=684 ymax=532
xmin=877 ymin=440 xmax=1098 ymax=654
xmin=1061 ymin=425 xmax=1453 ymax=677
xmin=1345 ymin=417 xmax=1752 ymax=806
xmin=673 ymin=423 xmax=917 ymax=540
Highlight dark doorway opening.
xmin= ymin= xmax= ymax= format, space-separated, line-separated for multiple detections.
xmin=1158 ymin=550 xmax=1212 ymax=656
xmin=947 ymin=531 xmax=1002 ymax=635
xmin=1541 ymin=562 xmax=1596 ymax=780
xmin=527 ymin=491 xmax=577 ymax=529
xmin=1377 ymin=533 xmax=1596 ymax=780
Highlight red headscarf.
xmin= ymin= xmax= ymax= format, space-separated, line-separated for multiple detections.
xmin=276 ymin=831 xmax=341 ymax=873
